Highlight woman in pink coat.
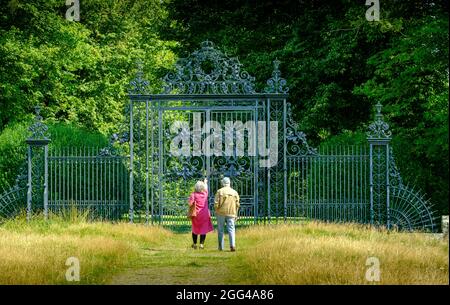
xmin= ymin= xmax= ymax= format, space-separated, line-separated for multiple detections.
xmin=188 ymin=178 xmax=214 ymax=249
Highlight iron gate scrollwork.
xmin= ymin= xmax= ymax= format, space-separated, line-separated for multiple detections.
xmin=0 ymin=41 xmax=436 ymax=232
xmin=124 ymin=41 xmax=436 ymax=231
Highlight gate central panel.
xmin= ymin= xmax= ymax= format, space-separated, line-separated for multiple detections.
xmin=156 ymin=105 xmax=259 ymax=226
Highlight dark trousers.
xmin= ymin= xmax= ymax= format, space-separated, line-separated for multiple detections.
xmin=192 ymin=233 xmax=206 ymax=244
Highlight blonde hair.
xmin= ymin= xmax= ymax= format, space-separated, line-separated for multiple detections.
xmin=194 ymin=181 xmax=207 ymax=193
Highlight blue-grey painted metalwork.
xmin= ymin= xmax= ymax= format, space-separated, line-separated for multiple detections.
xmin=46 ymin=147 xmax=129 ymax=220
xmin=24 ymin=106 xmax=51 ymax=221
xmin=122 ymin=41 xmax=436 ymax=231
xmin=28 ymin=105 xmax=50 ymax=141
xmin=129 ymin=60 xmax=149 ymax=95
xmin=367 ymin=102 xmax=392 ymax=140
xmin=162 ymin=40 xmax=256 ymax=95
xmin=264 ymin=59 xmax=289 ymax=94
xmin=0 ymin=41 xmax=436 ymax=232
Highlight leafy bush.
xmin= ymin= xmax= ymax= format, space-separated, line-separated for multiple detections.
xmin=0 ymin=120 xmax=108 ymax=191
xmin=47 ymin=121 xmax=108 ymax=149
xmin=0 ymin=121 xmax=30 ymax=190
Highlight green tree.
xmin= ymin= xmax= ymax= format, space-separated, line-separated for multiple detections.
xmin=0 ymin=0 xmax=176 ymax=134
xmin=355 ymin=14 xmax=449 ymax=215
xmin=161 ymin=0 xmax=448 ymax=215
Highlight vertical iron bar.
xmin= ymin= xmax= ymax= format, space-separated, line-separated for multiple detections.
xmin=334 ymin=146 xmax=337 ymax=221
xmin=326 ymin=146 xmax=329 ymax=221
xmin=318 ymin=147 xmax=321 ymax=220
xmin=71 ymin=147 xmax=73 ymax=209
xmin=64 ymin=147 xmax=67 ymax=211
xmin=58 ymin=147 xmax=61 ymax=213
xmin=27 ymin=146 xmax=32 ymax=222
xmin=84 ymin=147 xmax=86 ymax=214
xmin=44 ymin=145 xmax=49 ymax=220
xmin=99 ymin=147 xmax=102 ymax=217
xmin=339 ymin=146 xmax=342 ymax=221
xmin=158 ymin=107 xmax=163 ymax=224
xmin=364 ymin=145 xmax=368 ymax=222
xmin=348 ymin=145 xmax=351 ymax=222
xmin=283 ymin=99 xmax=287 ymax=223
xmin=79 ymin=147 xmax=81 ymax=213
xmin=88 ymin=147 xmax=91 ymax=214
xmin=74 ymin=147 xmax=77 ymax=210
xmin=351 ymin=145 xmax=354 ymax=221
xmin=386 ymin=144 xmax=390 ymax=230
xmin=151 ymin=105 xmax=155 ymax=225
xmin=129 ymin=101 xmax=134 ymax=223
xmin=254 ymin=100 xmax=259 ymax=224
xmin=345 ymin=145 xmax=348 ymax=222
xmin=49 ymin=148 xmax=53 ymax=217
xmin=267 ymin=98 xmax=271 ymax=223
xmin=145 ymin=100 xmax=150 ymax=224
xmin=369 ymin=144 xmax=374 ymax=225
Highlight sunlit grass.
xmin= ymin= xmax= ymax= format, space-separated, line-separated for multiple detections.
xmin=0 ymin=213 xmax=447 ymax=285
xmin=0 ymin=212 xmax=172 ymax=284
xmin=232 ymin=222 xmax=448 ymax=284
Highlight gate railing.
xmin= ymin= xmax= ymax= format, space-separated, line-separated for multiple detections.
xmin=47 ymin=147 xmax=129 ymax=220
xmin=281 ymin=145 xmax=370 ymax=223
xmin=0 ymin=102 xmax=436 ymax=231
xmin=0 ymin=41 xmax=437 ymax=232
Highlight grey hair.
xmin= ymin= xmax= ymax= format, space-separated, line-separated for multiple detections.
xmin=194 ymin=181 xmax=207 ymax=193
xmin=221 ymin=177 xmax=231 ymax=186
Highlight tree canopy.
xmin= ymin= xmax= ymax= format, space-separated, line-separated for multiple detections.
xmin=0 ymin=0 xmax=448 ymax=215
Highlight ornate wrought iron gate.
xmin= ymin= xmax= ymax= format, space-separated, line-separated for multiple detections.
xmin=0 ymin=41 xmax=437 ymax=232
xmin=124 ymin=41 xmax=436 ymax=231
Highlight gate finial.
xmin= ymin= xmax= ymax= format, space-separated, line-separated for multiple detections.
xmin=201 ymin=40 xmax=215 ymax=48
xmin=27 ymin=105 xmax=50 ymax=143
xmin=264 ymin=59 xmax=289 ymax=94
xmin=129 ymin=59 xmax=149 ymax=94
xmin=367 ymin=102 xmax=392 ymax=140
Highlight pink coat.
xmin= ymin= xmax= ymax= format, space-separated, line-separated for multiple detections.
xmin=188 ymin=190 xmax=214 ymax=235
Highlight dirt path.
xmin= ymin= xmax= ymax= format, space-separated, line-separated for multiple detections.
xmin=109 ymin=237 xmax=238 ymax=285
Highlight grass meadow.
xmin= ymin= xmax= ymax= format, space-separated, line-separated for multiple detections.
xmin=0 ymin=213 xmax=448 ymax=285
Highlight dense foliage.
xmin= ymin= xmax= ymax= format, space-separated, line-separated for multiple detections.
xmin=0 ymin=0 xmax=176 ymax=133
xmin=0 ymin=0 xmax=175 ymax=191
xmin=161 ymin=0 xmax=449 ymax=214
xmin=0 ymin=0 xmax=448 ymax=214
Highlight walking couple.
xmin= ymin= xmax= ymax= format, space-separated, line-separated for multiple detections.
xmin=188 ymin=177 xmax=240 ymax=252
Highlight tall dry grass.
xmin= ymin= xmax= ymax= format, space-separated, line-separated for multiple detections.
xmin=0 ymin=212 xmax=172 ymax=284
xmin=1 ymin=213 xmax=447 ymax=285
xmin=233 ymin=222 xmax=448 ymax=284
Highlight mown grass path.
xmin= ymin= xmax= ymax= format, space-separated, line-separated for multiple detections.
xmin=109 ymin=232 xmax=245 ymax=284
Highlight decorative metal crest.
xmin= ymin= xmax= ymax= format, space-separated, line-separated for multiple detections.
xmin=162 ymin=41 xmax=256 ymax=94
xmin=388 ymin=146 xmax=404 ymax=188
xmin=367 ymin=102 xmax=392 ymax=140
xmin=165 ymin=156 xmax=205 ymax=180
xmin=28 ymin=105 xmax=49 ymax=140
xmin=129 ymin=60 xmax=150 ymax=94
xmin=264 ymin=59 xmax=289 ymax=94
xmin=99 ymin=132 xmax=129 ymax=157
xmin=285 ymin=103 xmax=318 ymax=156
